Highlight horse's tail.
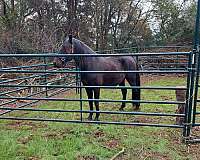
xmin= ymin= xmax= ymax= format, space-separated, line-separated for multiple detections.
xmin=124 ymin=56 xmax=141 ymax=109
xmin=136 ymin=61 xmax=140 ymax=87
xmin=134 ymin=63 xmax=141 ymax=109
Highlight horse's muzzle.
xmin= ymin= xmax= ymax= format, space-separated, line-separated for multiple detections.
xmin=53 ymin=61 xmax=58 ymax=68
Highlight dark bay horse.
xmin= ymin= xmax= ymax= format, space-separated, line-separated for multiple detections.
xmin=53 ymin=36 xmax=140 ymax=121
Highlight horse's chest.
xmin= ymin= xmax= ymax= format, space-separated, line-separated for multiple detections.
xmin=81 ymin=74 xmax=102 ymax=85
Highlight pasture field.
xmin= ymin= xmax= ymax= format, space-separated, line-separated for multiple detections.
xmin=0 ymin=75 xmax=200 ymax=160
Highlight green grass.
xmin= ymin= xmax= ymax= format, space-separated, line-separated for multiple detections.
xmin=0 ymin=75 xmax=200 ymax=160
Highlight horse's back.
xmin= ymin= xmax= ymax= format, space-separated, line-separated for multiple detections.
xmin=116 ymin=56 xmax=138 ymax=70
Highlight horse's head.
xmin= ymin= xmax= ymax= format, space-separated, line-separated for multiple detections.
xmin=53 ymin=35 xmax=94 ymax=68
xmin=53 ymin=35 xmax=74 ymax=68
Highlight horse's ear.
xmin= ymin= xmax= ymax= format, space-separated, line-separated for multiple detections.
xmin=69 ymin=34 xmax=73 ymax=44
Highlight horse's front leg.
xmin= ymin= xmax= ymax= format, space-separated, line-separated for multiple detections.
xmin=119 ymin=80 xmax=127 ymax=111
xmin=94 ymin=88 xmax=100 ymax=121
xmin=85 ymin=88 xmax=93 ymax=120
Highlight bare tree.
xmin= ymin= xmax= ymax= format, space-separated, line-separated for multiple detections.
xmin=0 ymin=0 xmax=154 ymax=52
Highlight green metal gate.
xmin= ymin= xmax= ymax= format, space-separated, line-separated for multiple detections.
xmin=0 ymin=0 xmax=200 ymax=143
xmin=184 ymin=0 xmax=200 ymax=143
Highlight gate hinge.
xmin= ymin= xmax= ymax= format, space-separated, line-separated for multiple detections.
xmin=187 ymin=68 xmax=196 ymax=71
xmin=183 ymin=136 xmax=200 ymax=144
xmin=182 ymin=136 xmax=192 ymax=144
xmin=182 ymin=123 xmax=193 ymax=127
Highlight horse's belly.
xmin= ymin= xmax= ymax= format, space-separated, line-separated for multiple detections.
xmin=103 ymin=74 xmax=125 ymax=86
xmin=81 ymin=73 xmax=125 ymax=86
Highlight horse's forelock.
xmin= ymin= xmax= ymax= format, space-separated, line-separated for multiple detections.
xmin=63 ymin=37 xmax=70 ymax=46
xmin=64 ymin=37 xmax=78 ymax=46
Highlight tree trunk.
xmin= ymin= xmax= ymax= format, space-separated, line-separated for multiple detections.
xmin=11 ymin=0 xmax=14 ymax=12
xmin=1 ymin=0 xmax=7 ymax=16
xmin=67 ymin=0 xmax=79 ymax=36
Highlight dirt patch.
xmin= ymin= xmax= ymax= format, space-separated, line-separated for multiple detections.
xmin=43 ymin=129 xmax=70 ymax=139
xmin=134 ymin=116 xmax=157 ymax=124
xmin=76 ymin=155 xmax=99 ymax=160
xmin=111 ymin=149 xmax=171 ymax=160
xmin=18 ymin=135 xmax=33 ymax=144
xmin=0 ymin=103 xmax=18 ymax=114
xmin=144 ymin=151 xmax=170 ymax=160
xmin=7 ymin=121 xmax=48 ymax=131
xmin=187 ymin=144 xmax=200 ymax=158
xmin=104 ymin=139 xmax=120 ymax=149
xmin=94 ymin=130 xmax=105 ymax=138
xmin=160 ymin=95 xmax=172 ymax=101
xmin=27 ymin=157 xmax=40 ymax=160
xmin=192 ymin=126 xmax=200 ymax=132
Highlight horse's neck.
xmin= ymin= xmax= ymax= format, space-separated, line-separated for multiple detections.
xmin=74 ymin=40 xmax=96 ymax=70
xmin=75 ymin=40 xmax=95 ymax=54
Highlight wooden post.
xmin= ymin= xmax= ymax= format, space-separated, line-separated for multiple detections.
xmin=175 ymin=87 xmax=186 ymax=125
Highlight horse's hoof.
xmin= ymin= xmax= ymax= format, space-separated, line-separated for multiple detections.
xmin=133 ymin=107 xmax=140 ymax=111
xmin=87 ymin=116 xmax=93 ymax=121
xmin=133 ymin=105 xmax=140 ymax=111
xmin=94 ymin=117 xmax=99 ymax=121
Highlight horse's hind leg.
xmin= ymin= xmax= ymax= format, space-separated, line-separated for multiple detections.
xmin=94 ymin=88 xmax=100 ymax=121
xmin=132 ymin=88 xmax=140 ymax=111
xmin=126 ymin=73 xmax=140 ymax=110
xmin=119 ymin=80 xmax=127 ymax=111
xmin=85 ymin=88 xmax=93 ymax=120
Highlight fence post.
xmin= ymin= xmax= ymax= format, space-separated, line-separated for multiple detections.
xmin=183 ymin=51 xmax=193 ymax=139
xmin=175 ymin=88 xmax=186 ymax=125
xmin=192 ymin=49 xmax=200 ymax=126
xmin=43 ymin=56 xmax=48 ymax=97
xmin=189 ymin=0 xmax=200 ymax=136
xmin=183 ymin=0 xmax=200 ymax=141
xmin=183 ymin=50 xmax=197 ymax=143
